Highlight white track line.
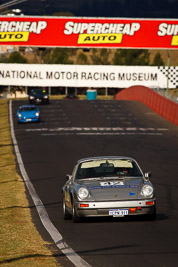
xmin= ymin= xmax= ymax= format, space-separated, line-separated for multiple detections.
xmin=25 ymin=127 xmax=167 ymax=136
xmin=9 ymin=101 xmax=91 ymax=267
xmin=41 ymin=133 xmax=162 ymax=136
xmin=25 ymin=127 xmax=168 ymax=132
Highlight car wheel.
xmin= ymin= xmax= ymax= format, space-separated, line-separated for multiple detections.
xmin=72 ymin=201 xmax=80 ymax=223
xmin=63 ymin=195 xmax=71 ymax=220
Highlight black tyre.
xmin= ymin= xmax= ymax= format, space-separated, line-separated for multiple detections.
xmin=72 ymin=202 xmax=80 ymax=223
xmin=63 ymin=195 xmax=71 ymax=220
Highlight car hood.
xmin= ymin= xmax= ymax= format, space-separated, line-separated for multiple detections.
xmin=77 ymin=177 xmax=144 ymax=201
xmin=19 ymin=111 xmax=37 ymax=117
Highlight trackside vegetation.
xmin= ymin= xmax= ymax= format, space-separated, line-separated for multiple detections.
xmin=1 ymin=48 xmax=177 ymax=66
xmin=0 ymin=99 xmax=60 ymax=267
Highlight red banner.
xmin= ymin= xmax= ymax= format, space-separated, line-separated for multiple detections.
xmin=0 ymin=16 xmax=178 ymax=49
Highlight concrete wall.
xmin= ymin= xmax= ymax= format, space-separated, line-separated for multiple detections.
xmin=114 ymin=85 xmax=178 ymax=126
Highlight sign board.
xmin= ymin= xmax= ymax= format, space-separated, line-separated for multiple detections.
xmin=0 ymin=64 xmax=177 ymax=88
xmin=0 ymin=16 xmax=178 ymax=49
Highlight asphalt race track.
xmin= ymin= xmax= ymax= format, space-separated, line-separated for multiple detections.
xmin=12 ymin=99 xmax=178 ymax=267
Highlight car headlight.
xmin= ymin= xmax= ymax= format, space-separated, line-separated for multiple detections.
xmin=44 ymin=95 xmax=48 ymax=99
xmin=77 ymin=187 xmax=89 ymax=200
xmin=30 ymin=96 xmax=34 ymax=99
xmin=18 ymin=113 xmax=22 ymax=117
xmin=141 ymin=185 xmax=153 ymax=197
xmin=35 ymin=112 xmax=40 ymax=116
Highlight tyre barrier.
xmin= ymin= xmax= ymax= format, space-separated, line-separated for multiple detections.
xmin=114 ymin=86 xmax=178 ymax=126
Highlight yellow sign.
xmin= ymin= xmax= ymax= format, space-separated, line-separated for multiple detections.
xmin=0 ymin=32 xmax=29 ymax=42
xmin=171 ymin=36 xmax=178 ymax=46
xmin=78 ymin=33 xmax=123 ymax=44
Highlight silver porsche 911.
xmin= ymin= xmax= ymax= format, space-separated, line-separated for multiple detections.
xmin=62 ymin=156 xmax=156 ymax=222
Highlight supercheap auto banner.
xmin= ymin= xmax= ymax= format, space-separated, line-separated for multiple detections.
xmin=0 ymin=16 xmax=178 ymax=48
xmin=0 ymin=64 xmax=178 ymax=88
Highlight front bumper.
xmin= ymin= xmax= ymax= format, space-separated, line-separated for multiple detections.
xmin=18 ymin=117 xmax=40 ymax=123
xmin=75 ymin=199 xmax=156 ymax=217
xmin=29 ymin=98 xmax=49 ymax=104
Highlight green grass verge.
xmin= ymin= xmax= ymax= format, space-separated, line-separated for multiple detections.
xmin=0 ymin=100 xmax=60 ymax=267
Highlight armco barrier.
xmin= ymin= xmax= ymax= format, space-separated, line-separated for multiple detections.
xmin=114 ymin=86 xmax=178 ymax=126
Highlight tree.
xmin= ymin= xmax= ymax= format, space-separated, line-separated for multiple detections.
xmin=32 ymin=48 xmax=49 ymax=64
xmin=44 ymin=48 xmax=73 ymax=64
xmin=90 ymin=48 xmax=111 ymax=65
xmin=0 ymin=54 xmax=7 ymax=63
xmin=113 ymin=49 xmax=150 ymax=65
xmin=76 ymin=52 xmax=89 ymax=64
xmin=152 ymin=52 xmax=164 ymax=66
xmin=6 ymin=51 xmax=28 ymax=63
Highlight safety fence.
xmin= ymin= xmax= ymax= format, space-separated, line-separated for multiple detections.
xmin=114 ymin=85 xmax=178 ymax=126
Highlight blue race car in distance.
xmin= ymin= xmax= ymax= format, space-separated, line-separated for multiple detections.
xmin=16 ymin=104 xmax=40 ymax=123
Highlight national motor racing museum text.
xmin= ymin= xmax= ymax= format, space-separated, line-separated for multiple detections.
xmin=0 ymin=70 xmax=157 ymax=82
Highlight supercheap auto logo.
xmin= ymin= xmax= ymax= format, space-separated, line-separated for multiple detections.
xmin=64 ymin=21 xmax=141 ymax=44
xmin=158 ymin=23 xmax=178 ymax=46
xmin=0 ymin=20 xmax=47 ymax=42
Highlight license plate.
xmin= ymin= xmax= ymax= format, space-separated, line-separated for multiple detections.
xmin=26 ymin=118 xmax=32 ymax=121
xmin=109 ymin=209 xmax=128 ymax=217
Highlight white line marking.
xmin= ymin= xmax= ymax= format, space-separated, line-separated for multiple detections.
xmin=26 ymin=127 xmax=168 ymax=135
xmin=157 ymin=128 xmax=169 ymax=131
xmin=42 ymin=134 xmax=58 ymax=136
xmin=77 ymin=133 xmax=162 ymax=136
xmin=9 ymin=101 xmax=91 ymax=267
xmin=41 ymin=133 xmax=163 ymax=136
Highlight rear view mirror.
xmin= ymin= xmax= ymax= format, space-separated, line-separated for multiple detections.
xmin=145 ymin=172 xmax=151 ymax=179
xmin=66 ymin=174 xmax=73 ymax=181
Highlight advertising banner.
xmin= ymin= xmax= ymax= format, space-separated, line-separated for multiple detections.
xmin=0 ymin=64 xmax=177 ymax=88
xmin=0 ymin=16 xmax=178 ymax=49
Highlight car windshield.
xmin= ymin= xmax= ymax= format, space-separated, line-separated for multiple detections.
xmin=30 ymin=89 xmax=46 ymax=95
xmin=75 ymin=159 xmax=142 ymax=179
xmin=19 ymin=107 xmax=37 ymax=111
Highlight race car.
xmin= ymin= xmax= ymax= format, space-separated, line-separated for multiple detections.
xmin=16 ymin=104 xmax=40 ymax=123
xmin=28 ymin=88 xmax=49 ymax=104
xmin=62 ymin=156 xmax=156 ymax=222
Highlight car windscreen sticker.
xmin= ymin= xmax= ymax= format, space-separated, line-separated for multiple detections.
xmin=100 ymin=181 xmax=124 ymax=186
xmin=129 ymin=192 xmax=136 ymax=196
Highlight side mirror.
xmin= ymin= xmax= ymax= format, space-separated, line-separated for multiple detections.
xmin=145 ymin=172 xmax=151 ymax=180
xmin=66 ymin=174 xmax=73 ymax=181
